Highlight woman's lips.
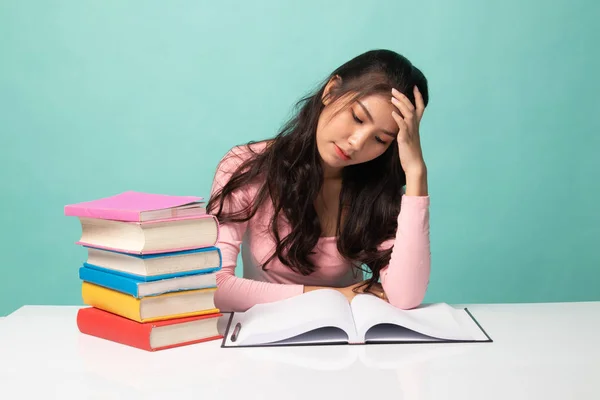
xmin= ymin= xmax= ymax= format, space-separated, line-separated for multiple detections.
xmin=334 ymin=144 xmax=351 ymax=161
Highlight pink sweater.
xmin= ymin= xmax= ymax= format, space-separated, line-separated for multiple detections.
xmin=210 ymin=143 xmax=431 ymax=312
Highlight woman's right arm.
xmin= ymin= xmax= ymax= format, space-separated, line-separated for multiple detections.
xmin=209 ymin=147 xmax=304 ymax=313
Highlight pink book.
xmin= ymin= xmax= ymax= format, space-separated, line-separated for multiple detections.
xmin=64 ymin=191 xmax=206 ymax=222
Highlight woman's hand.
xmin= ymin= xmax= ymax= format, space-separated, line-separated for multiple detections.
xmin=391 ymin=86 xmax=426 ymax=177
xmin=304 ymin=281 xmax=388 ymax=303
xmin=337 ymin=281 xmax=388 ymax=303
xmin=391 ymin=86 xmax=428 ymax=196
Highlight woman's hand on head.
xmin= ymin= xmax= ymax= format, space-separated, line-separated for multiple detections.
xmin=391 ymin=86 xmax=427 ymax=177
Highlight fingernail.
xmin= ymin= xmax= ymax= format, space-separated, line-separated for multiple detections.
xmin=414 ymin=85 xmax=419 ymax=91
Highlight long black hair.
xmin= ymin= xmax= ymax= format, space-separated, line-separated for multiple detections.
xmin=207 ymin=49 xmax=429 ymax=293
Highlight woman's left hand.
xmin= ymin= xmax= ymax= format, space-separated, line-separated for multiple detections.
xmin=391 ymin=86 xmax=426 ymax=177
xmin=364 ymin=282 xmax=388 ymax=302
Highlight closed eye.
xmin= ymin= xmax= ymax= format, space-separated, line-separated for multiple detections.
xmin=375 ymin=136 xmax=387 ymax=145
xmin=351 ymin=110 xmax=363 ymax=124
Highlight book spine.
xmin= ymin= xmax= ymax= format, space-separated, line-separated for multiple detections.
xmin=79 ymin=266 xmax=140 ymax=297
xmin=81 ymin=282 xmax=143 ymax=322
xmin=77 ymin=307 xmax=153 ymax=351
xmin=64 ymin=206 xmax=141 ymax=222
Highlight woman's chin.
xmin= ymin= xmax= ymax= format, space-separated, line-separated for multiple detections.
xmin=317 ymin=143 xmax=347 ymax=171
xmin=320 ymin=152 xmax=343 ymax=167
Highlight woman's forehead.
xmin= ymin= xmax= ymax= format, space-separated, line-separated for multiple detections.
xmin=355 ymin=95 xmax=398 ymax=131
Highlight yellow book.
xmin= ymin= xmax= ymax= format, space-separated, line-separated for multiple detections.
xmin=81 ymin=282 xmax=219 ymax=323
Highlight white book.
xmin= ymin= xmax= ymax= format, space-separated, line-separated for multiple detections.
xmin=76 ymin=215 xmax=219 ymax=254
xmin=222 ymin=289 xmax=491 ymax=347
xmin=84 ymin=246 xmax=222 ymax=279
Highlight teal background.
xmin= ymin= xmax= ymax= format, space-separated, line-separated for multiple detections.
xmin=1 ymin=1 xmax=598 ymax=316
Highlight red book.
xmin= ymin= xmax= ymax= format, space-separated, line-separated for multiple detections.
xmin=77 ymin=307 xmax=223 ymax=351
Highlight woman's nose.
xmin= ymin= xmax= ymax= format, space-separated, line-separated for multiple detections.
xmin=347 ymin=131 xmax=368 ymax=152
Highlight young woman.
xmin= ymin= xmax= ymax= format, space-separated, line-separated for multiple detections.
xmin=207 ymin=49 xmax=430 ymax=313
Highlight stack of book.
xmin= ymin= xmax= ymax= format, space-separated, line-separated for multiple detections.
xmin=64 ymin=191 xmax=224 ymax=351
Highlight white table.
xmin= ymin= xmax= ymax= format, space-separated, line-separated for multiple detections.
xmin=1 ymin=302 xmax=599 ymax=399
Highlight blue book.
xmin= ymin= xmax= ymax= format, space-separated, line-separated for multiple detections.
xmin=79 ymin=265 xmax=218 ymax=298
xmin=82 ymin=246 xmax=222 ymax=282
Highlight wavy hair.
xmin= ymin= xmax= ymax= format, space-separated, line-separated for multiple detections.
xmin=207 ymin=49 xmax=429 ymax=293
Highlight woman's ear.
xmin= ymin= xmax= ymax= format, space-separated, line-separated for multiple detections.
xmin=322 ymin=75 xmax=342 ymax=106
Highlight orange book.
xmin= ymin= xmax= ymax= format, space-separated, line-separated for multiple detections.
xmin=77 ymin=307 xmax=223 ymax=351
xmin=81 ymin=281 xmax=219 ymax=322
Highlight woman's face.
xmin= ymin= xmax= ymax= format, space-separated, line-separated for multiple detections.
xmin=316 ymin=87 xmax=399 ymax=171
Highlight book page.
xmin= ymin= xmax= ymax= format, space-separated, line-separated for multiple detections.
xmin=363 ymin=324 xmax=444 ymax=342
xmin=350 ymin=295 xmax=484 ymax=342
xmin=223 ymin=289 xmax=358 ymax=347
xmin=266 ymin=327 xmax=350 ymax=346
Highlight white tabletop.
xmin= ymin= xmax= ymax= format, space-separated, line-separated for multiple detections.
xmin=1 ymin=302 xmax=599 ymax=399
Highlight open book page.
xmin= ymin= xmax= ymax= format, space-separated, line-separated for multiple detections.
xmin=350 ymin=295 xmax=487 ymax=342
xmin=223 ymin=289 xmax=358 ymax=347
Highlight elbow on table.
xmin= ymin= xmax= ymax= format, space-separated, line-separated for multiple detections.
xmin=388 ymin=291 xmax=426 ymax=310
xmin=214 ymin=272 xmax=239 ymax=313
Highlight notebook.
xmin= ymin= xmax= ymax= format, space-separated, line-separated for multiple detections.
xmin=64 ymin=191 xmax=205 ymax=222
xmin=221 ymin=289 xmax=492 ymax=347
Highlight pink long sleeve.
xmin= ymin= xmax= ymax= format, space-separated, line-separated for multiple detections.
xmin=378 ymin=195 xmax=431 ymax=309
xmin=209 ymin=145 xmax=431 ymax=313
xmin=210 ymin=148 xmax=304 ymax=312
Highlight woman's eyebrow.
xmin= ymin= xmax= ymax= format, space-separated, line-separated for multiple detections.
xmin=357 ymin=101 xmax=397 ymax=138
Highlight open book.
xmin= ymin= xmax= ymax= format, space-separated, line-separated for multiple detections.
xmin=222 ymin=289 xmax=492 ymax=347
